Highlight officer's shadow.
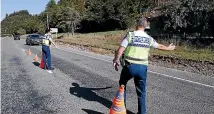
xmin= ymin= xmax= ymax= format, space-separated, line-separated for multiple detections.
xmin=32 ymin=62 xmax=40 ymax=67
xmin=69 ymin=83 xmax=135 ymax=114
xmin=32 ymin=62 xmax=55 ymax=70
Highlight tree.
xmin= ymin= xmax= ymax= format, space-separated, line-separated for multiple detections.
xmin=159 ymin=0 xmax=214 ymax=36
xmin=17 ymin=28 xmax=26 ymax=35
xmin=57 ymin=7 xmax=81 ymax=35
xmin=46 ymin=0 xmax=57 ymax=9
xmin=5 ymin=13 xmax=9 ymax=18
xmin=85 ymin=0 xmax=153 ymax=29
xmin=58 ymin=0 xmax=85 ymax=15
xmin=1 ymin=10 xmax=45 ymax=34
xmin=42 ymin=0 xmax=58 ymax=28
xmin=3 ymin=0 xmax=213 ymax=35
xmin=9 ymin=10 xmax=30 ymax=17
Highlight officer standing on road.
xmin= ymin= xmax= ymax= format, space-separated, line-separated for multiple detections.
xmin=113 ymin=15 xmax=176 ymax=114
xmin=42 ymin=29 xmax=57 ymax=73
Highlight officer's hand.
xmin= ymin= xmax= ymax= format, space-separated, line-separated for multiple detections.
xmin=168 ymin=43 xmax=176 ymax=50
xmin=113 ymin=61 xmax=119 ymax=71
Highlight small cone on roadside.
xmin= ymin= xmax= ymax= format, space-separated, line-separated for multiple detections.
xmin=33 ymin=54 xmax=39 ymax=62
xmin=109 ymin=85 xmax=126 ymax=114
xmin=39 ymin=53 xmax=45 ymax=69
xmin=27 ymin=49 xmax=32 ymax=55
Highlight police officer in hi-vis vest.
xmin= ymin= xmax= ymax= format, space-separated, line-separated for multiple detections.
xmin=113 ymin=16 xmax=176 ymax=114
xmin=42 ymin=29 xmax=57 ymax=73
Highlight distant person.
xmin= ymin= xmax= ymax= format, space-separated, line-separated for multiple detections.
xmin=42 ymin=29 xmax=57 ymax=73
xmin=113 ymin=15 xmax=176 ymax=114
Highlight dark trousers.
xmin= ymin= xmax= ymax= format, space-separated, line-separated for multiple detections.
xmin=42 ymin=45 xmax=51 ymax=70
xmin=119 ymin=63 xmax=147 ymax=114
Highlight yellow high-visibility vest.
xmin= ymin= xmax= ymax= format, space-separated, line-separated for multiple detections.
xmin=124 ymin=32 xmax=153 ymax=66
xmin=42 ymin=34 xmax=51 ymax=46
xmin=42 ymin=39 xmax=50 ymax=46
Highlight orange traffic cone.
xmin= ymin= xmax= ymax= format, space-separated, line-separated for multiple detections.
xmin=33 ymin=54 xmax=39 ymax=62
xmin=27 ymin=49 xmax=32 ymax=55
xmin=39 ymin=53 xmax=45 ymax=69
xmin=109 ymin=85 xmax=126 ymax=114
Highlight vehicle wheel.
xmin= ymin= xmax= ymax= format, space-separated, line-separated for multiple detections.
xmin=29 ymin=42 xmax=32 ymax=46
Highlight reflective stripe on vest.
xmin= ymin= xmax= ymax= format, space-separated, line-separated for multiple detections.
xmin=124 ymin=56 xmax=147 ymax=61
xmin=124 ymin=32 xmax=151 ymax=65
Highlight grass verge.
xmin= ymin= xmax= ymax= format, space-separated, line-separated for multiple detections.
xmin=54 ymin=31 xmax=214 ymax=62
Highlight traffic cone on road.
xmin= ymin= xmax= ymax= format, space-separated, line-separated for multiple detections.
xmin=39 ymin=53 xmax=45 ymax=69
xmin=33 ymin=54 xmax=39 ymax=62
xmin=109 ymin=85 xmax=126 ymax=114
xmin=27 ymin=49 xmax=32 ymax=56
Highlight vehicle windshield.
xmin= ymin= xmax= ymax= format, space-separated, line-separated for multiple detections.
xmin=30 ymin=35 xmax=40 ymax=38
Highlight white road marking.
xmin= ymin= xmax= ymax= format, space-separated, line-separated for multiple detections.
xmin=22 ymin=49 xmax=25 ymax=51
xmin=57 ymin=47 xmax=214 ymax=89
xmin=148 ymin=70 xmax=214 ymax=89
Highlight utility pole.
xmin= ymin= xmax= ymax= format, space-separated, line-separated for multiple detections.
xmin=47 ymin=13 xmax=49 ymax=30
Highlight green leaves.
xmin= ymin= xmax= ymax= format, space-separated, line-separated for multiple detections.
xmin=1 ymin=0 xmax=155 ymax=34
xmin=56 ymin=6 xmax=81 ymax=35
xmin=2 ymin=0 xmax=214 ymax=35
xmin=1 ymin=10 xmax=45 ymax=35
xmin=159 ymin=0 xmax=214 ymax=35
xmin=17 ymin=28 xmax=26 ymax=35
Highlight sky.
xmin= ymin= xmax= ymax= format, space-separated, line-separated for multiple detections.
xmin=1 ymin=0 xmax=53 ymax=20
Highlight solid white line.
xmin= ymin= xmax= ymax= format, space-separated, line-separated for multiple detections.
xmin=148 ymin=70 xmax=214 ymax=89
xmin=56 ymin=47 xmax=214 ymax=89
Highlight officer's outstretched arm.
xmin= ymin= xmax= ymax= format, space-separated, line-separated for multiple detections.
xmin=157 ymin=43 xmax=175 ymax=51
xmin=49 ymin=39 xmax=57 ymax=47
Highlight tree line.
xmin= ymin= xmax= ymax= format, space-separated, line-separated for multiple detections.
xmin=1 ymin=0 xmax=214 ymax=37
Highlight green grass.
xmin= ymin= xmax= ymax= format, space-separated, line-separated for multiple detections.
xmin=55 ymin=30 xmax=126 ymax=39
xmin=55 ymin=31 xmax=125 ymax=50
xmin=54 ymin=31 xmax=214 ymax=62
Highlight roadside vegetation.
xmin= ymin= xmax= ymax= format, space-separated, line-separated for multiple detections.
xmin=54 ymin=31 xmax=214 ymax=62
xmin=1 ymin=0 xmax=214 ymax=62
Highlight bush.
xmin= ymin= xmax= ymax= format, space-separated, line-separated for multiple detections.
xmin=17 ymin=28 xmax=26 ymax=35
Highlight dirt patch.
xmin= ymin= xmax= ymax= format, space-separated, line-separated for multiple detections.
xmin=89 ymin=47 xmax=113 ymax=55
xmin=149 ymin=55 xmax=214 ymax=76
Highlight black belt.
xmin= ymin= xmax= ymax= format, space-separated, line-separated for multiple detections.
xmin=124 ymin=56 xmax=147 ymax=61
xmin=124 ymin=60 xmax=131 ymax=66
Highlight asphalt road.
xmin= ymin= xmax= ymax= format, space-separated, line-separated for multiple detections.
xmin=1 ymin=37 xmax=214 ymax=114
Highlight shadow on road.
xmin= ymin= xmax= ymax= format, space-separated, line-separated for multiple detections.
xmin=82 ymin=109 xmax=104 ymax=114
xmin=69 ymin=83 xmax=135 ymax=114
xmin=32 ymin=62 xmax=40 ymax=67
xmin=32 ymin=62 xmax=55 ymax=70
